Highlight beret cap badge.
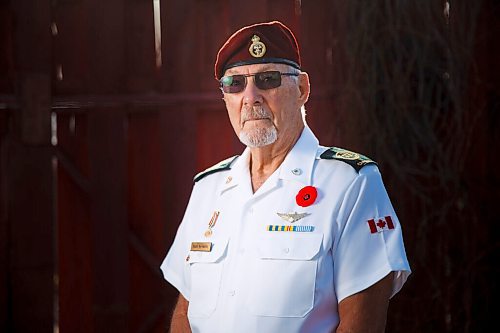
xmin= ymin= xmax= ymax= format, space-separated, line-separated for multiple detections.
xmin=214 ymin=21 xmax=301 ymax=80
xmin=249 ymin=35 xmax=266 ymax=58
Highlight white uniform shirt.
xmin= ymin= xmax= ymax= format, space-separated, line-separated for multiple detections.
xmin=161 ymin=126 xmax=411 ymax=333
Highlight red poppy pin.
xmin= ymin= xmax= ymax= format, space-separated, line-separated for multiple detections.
xmin=296 ymin=186 xmax=318 ymax=207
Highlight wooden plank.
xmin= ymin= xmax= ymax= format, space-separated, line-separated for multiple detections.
xmin=85 ymin=0 xmax=125 ymax=93
xmin=300 ymin=0 xmax=346 ymax=146
xmin=88 ymin=108 xmax=129 ymax=332
xmin=52 ymin=0 xmax=91 ymax=94
xmin=12 ymin=0 xmax=51 ymax=73
xmin=127 ymin=111 xmax=167 ymax=333
xmin=55 ymin=109 xmax=91 ymax=332
xmin=18 ymin=74 xmax=51 ymax=145
xmin=0 ymin=6 xmax=15 ymax=93
xmin=161 ymin=0 xmax=198 ymax=93
xmin=124 ymin=0 xmax=156 ymax=93
xmin=7 ymin=144 xmax=54 ymax=333
xmin=228 ymin=0 xmax=268 ymax=30
xmin=196 ymin=0 xmax=230 ymax=91
xmin=7 ymin=0 xmax=53 ymax=331
xmin=158 ymin=107 xmax=198 ymax=317
xmin=57 ymin=163 xmax=94 ymax=333
xmin=267 ymin=0 xmax=299 ymax=32
xmin=56 ymin=112 xmax=90 ymax=179
xmin=0 ymin=112 xmax=10 ymax=331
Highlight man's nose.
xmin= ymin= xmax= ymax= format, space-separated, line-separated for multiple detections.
xmin=243 ymin=78 xmax=263 ymax=106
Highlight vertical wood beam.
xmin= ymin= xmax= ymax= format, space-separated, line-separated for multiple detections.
xmin=88 ymin=109 xmax=129 ymax=332
xmin=7 ymin=0 xmax=54 ymax=332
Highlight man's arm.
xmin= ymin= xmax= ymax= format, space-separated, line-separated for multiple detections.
xmin=169 ymin=294 xmax=191 ymax=333
xmin=336 ymin=272 xmax=394 ymax=333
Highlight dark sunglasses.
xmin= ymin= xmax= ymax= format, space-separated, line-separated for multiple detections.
xmin=219 ymin=71 xmax=299 ymax=93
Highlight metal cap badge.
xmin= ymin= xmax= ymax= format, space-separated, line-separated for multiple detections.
xmin=249 ymin=35 xmax=266 ymax=58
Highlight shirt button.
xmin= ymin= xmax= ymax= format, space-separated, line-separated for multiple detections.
xmin=291 ymin=168 xmax=302 ymax=175
xmin=228 ymin=290 xmax=236 ymax=296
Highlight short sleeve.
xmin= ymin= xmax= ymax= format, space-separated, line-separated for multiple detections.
xmin=333 ymin=165 xmax=411 ymax=302
xmin=160 ymin=185 xmax=198 ymax=301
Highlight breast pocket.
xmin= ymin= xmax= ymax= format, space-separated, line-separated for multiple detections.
xmin=187 ymin=238 xmax=229 ymax=318
xmin=247 ymin=232 xmax=323 ymax=317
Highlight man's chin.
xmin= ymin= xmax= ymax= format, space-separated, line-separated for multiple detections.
xmin=239 ymin=128 xmax=278 ymax=148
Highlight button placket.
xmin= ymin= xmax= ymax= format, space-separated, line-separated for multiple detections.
xmin=221 ymin=197 xmax=255 ymax=315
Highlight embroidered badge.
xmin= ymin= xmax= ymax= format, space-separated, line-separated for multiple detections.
xmin=334 ymin=150 xmax=360 ymax=160
xmin=204 ymin=211 xmax=220 ymax=237
xmin=367 ymin=216 xmax=395 ymax=233
xmin=296 ymin=186 xmax=318 ymax=207
xmin=267 ymin=225 xmax=315 ymax=232
xmin=249 ymin=35 xmax=266 ymax=58
xmin=276 ymin=212 xmax=310 ymax=223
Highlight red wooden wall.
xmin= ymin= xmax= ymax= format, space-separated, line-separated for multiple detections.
xmin=0 ymin=0 xmax=498 ymax=332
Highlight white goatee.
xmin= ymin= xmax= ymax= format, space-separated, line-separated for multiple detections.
xmin=239 ymin=105 xmax=278 ymax=147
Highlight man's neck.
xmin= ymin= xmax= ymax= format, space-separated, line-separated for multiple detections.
xmin=248 ymin=126 xmax=304 ymax=192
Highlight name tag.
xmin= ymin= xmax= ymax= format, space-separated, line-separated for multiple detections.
xmin=191 ymin=242 xmax=212 ymax=252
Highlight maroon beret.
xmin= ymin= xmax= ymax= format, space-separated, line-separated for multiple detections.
xmin=214 ymin=21 xmax=301 ymax=80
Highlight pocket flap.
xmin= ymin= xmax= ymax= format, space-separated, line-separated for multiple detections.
xmin=189 ymin=238 xmax=229 ymax=264
xmin=257 ymin=233 xmax=323 ymax=260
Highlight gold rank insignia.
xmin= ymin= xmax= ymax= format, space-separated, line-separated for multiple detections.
xmin=334 ymin=150 xmax=360 ymax=160
xmin=319 ymin=146 xmax=376 ymax=172
xmin=277 ymin=212 xmax=311 ymax=223
xmin=249 ymin=35 xmax=266 ymax=58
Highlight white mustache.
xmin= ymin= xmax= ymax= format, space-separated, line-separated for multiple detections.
xmin=241 ymin=106 xmax=272 ymax=124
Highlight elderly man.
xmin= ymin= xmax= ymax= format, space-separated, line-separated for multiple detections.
xmin=160 ymin=21 xmax=411 ymax=333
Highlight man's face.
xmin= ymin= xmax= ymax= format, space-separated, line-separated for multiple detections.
xmin=221 ymin=63 xmax=310 ymax=148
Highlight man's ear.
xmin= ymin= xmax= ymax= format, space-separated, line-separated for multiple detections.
xmin=298 ymin=72 xmax=310 ymax=105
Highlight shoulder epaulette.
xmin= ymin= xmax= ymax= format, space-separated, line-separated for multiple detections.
xmin=193 ymin=155 xmax=239 ymax=182
xmin=319 ymin=147 xmax=376 ymax=172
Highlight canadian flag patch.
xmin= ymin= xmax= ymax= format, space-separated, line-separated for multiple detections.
xmin=367 ymin=216 xmax=395 ymax=233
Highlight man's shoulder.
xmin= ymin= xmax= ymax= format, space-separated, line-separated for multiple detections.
xmin=193 ymin=155 xmax=240 ymax=183
xmin=319 ymin=146 xmax=377 ymax=172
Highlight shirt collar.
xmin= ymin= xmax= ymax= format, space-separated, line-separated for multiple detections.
xmin=218 ymin=125 xmax=320 ymax=194
xmin=277 ymin=125 xmax=319 ymax=185
xmin=218 ymin=147 xmax=251 ymax=194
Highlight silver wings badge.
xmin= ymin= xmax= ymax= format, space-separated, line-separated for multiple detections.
xmin=276 ymin=212 xmax=311 ymax=223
